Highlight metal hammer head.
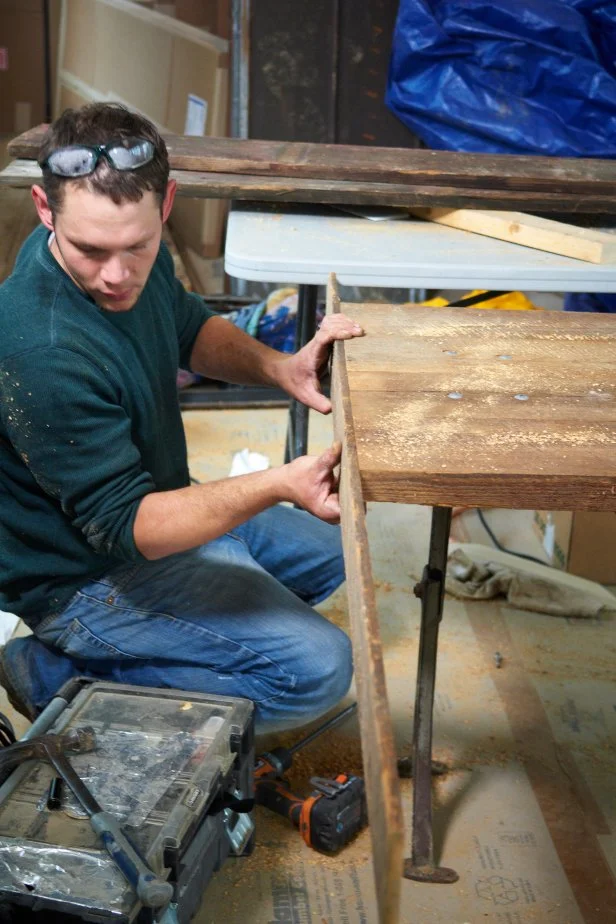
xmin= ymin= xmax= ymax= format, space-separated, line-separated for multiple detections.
xmin=32 ymin=726 xmax=98 ymax=760
xmin=0 ymin=726 xmax=98 ymax=777
xmin=56 ymin=726 xmax=97 ymax=754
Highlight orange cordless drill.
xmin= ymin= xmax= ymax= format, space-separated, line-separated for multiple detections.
xmin=254 ymin=703 xmax=368 ymax=853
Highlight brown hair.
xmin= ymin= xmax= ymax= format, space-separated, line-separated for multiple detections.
xmin=38 ymin=102 xmax=169 ymax=216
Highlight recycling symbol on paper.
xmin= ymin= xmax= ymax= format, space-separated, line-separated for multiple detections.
xmin=475 ymin=875 xmax=520 ymax=905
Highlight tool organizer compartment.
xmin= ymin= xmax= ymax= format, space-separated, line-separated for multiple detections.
xmin=0 ymin=680 xmax=255 ymax=923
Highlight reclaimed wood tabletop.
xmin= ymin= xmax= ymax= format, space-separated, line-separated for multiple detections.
xmin=341 ymin=303 xmax=616 ymax=512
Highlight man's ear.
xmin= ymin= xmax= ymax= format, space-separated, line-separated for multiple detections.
xmin=161 ymin=179 xmax=177 ymax=223
xmin=31 ymin=185 xmax=54 ymax=231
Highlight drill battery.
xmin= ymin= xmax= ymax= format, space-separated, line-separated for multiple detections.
xmin=256 ymin=772 xmax=367 ymax=853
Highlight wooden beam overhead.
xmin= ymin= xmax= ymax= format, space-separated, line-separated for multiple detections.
xmin=7 ymin=126 xmax=616 ymax=213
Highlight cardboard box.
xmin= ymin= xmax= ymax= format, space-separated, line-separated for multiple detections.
xmin=533 ymin=509 xmax=616 ymax=584
xmin=58 ymin=0 xmax=229 ymax=257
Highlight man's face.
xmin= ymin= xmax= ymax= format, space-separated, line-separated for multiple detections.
xmin=50 ymin=185 xmax=165 ymax=313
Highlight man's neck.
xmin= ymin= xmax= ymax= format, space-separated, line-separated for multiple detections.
xmin=48 ymin=231 xmax=85 ymax=295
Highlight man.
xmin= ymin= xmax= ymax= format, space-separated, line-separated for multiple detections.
xmin=0 ymin=103 xmax=362 ymax=731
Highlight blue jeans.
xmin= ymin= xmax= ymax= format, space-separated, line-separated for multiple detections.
xmin=13 ymin=506 xmax=352 ymax=731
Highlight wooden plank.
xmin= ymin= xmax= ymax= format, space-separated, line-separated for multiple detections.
xmin=8 ymin=127 xmax=616 ymax=196
xmin=467 ymin=602 xmax=616 ymax=924
xmin=341 ymin=304 xmax=616 ymax=511
xmin=330 ymin=275 xmax=404 ymax=924
xmin=412 ymin=208 xmax=616 ymax=264
xmin=4 ymin=158 xmax=616 ymax=213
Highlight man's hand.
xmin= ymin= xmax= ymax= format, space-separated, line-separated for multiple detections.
xmin=273 ymin=314 xmax=363 ymax=413
xmin=283 ymin=442 xmax=342 ymax=523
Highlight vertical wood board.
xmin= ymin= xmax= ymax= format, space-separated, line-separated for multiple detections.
xmin=330 ymin=275 xmax=404 ymax=924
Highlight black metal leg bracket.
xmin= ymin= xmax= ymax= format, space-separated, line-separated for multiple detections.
xmin=403 ymin=505 xmax=459 ymax=885
xmin=284 ymin=283 xmax=319 ymax=463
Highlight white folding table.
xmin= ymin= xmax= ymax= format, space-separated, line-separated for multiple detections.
xmin=225 ymin=204 xmax=616 ymax=291
xmin=224 ymin=203 xmax=616 ymax=458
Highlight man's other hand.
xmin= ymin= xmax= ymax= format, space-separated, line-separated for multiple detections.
xmin=274 ymin=314 xmax=363 ymax=413
xmin=283 ymin=442 xmax=342 ymax=523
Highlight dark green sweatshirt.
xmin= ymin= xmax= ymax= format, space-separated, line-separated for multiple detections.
xmin=0 ymin=225 xmax=214 ymax=630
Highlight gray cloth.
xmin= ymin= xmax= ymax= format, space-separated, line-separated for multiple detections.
xmin=446 ymin=543 xmax=616 ymax=619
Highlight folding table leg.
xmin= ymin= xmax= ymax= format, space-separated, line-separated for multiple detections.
xmin=403 ymin=505 xmax=459 ymax=884
xmin=285 ymin=284 xmax=319 ymax=462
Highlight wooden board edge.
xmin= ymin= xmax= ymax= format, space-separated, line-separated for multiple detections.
xmin=410 ymin=207 xmax=616 ymax=264
xmin=0 ymin=161 xmax=42 ymax=187
xmin=328 ymin=274 xmax=404 ymax=924
xmin=5 ymin=134 xmax=615 ymax=212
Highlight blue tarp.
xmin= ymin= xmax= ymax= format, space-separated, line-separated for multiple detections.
xmin=386 ymin=0 xmax=616 ymax=156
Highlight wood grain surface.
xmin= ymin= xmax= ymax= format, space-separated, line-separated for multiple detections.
xmin=5 ymin=158 xmax=616 ymax=212
xmin=411 ymin=207 xmax=616 ymax=264
xmin=342 ymin=304 xmax=616 ymax=510
xmin=7 ymin=127 xmax=616 ymax=212
xmin=330 ymin=277 xmax=404 ymax=924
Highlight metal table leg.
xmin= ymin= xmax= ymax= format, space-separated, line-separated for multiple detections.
xmin=403 ymin=505 xmax=459 ymax=884
xmin=285 ymin=284 xmax=319 ymax=462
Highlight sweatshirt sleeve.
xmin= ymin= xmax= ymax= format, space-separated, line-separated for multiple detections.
xmin=0 ymin=347 xmax=154 ymax=561
xmin=158 ymin=242 xmax=216 ymax=370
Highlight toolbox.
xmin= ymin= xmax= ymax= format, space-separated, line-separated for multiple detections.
xmin=0 ymin=679 xmax=255 ymax=923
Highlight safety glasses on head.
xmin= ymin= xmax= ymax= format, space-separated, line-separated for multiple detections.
xmin=42 ymin=138 xmax=155 ymax=177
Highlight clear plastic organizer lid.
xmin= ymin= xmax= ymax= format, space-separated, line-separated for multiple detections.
xmin=0 ymin=683 xmax=254 ymax=896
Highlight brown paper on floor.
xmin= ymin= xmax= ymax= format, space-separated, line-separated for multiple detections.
xmin=179 ymin=413 xmax=615 ymax=923
xmin=198 ymin=768 xmax=583 ymax=924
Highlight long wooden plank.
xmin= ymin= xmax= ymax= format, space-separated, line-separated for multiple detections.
xmin=330 ymin=275 xmax=403 ymax=924
xmin=3 ymin=159 xmax=616 ymax=213
xmin=467 ymin=602 xmax=616 ymax=924
xmin=412 ymin=207 xmax=616 ymax=264
xmin=343 ymin=304 xmax=616 ymax=511
xmin=8 ymin=126 xmax=616 ymax=197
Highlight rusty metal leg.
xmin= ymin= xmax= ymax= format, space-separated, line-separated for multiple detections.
xmin=403 ymin=505 xmax=459 ymax=884
xmin=285 ymin=284 xmax=319 ymax=463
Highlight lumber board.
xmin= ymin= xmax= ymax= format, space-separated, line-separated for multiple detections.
xmin=3 ymin=158 xmax=616 ymax=214
xmin=330 ymin=275 xmax=404 ymax=924
xmin=6 ymin=127 xmax=616 ymax=213
xmin=342 ymin=303 xmax=616 ymax=511
xmin=412 ymin=208 xmax=616 ymax=264
xmin=8 ymin=127 xmax=616 ymax=193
